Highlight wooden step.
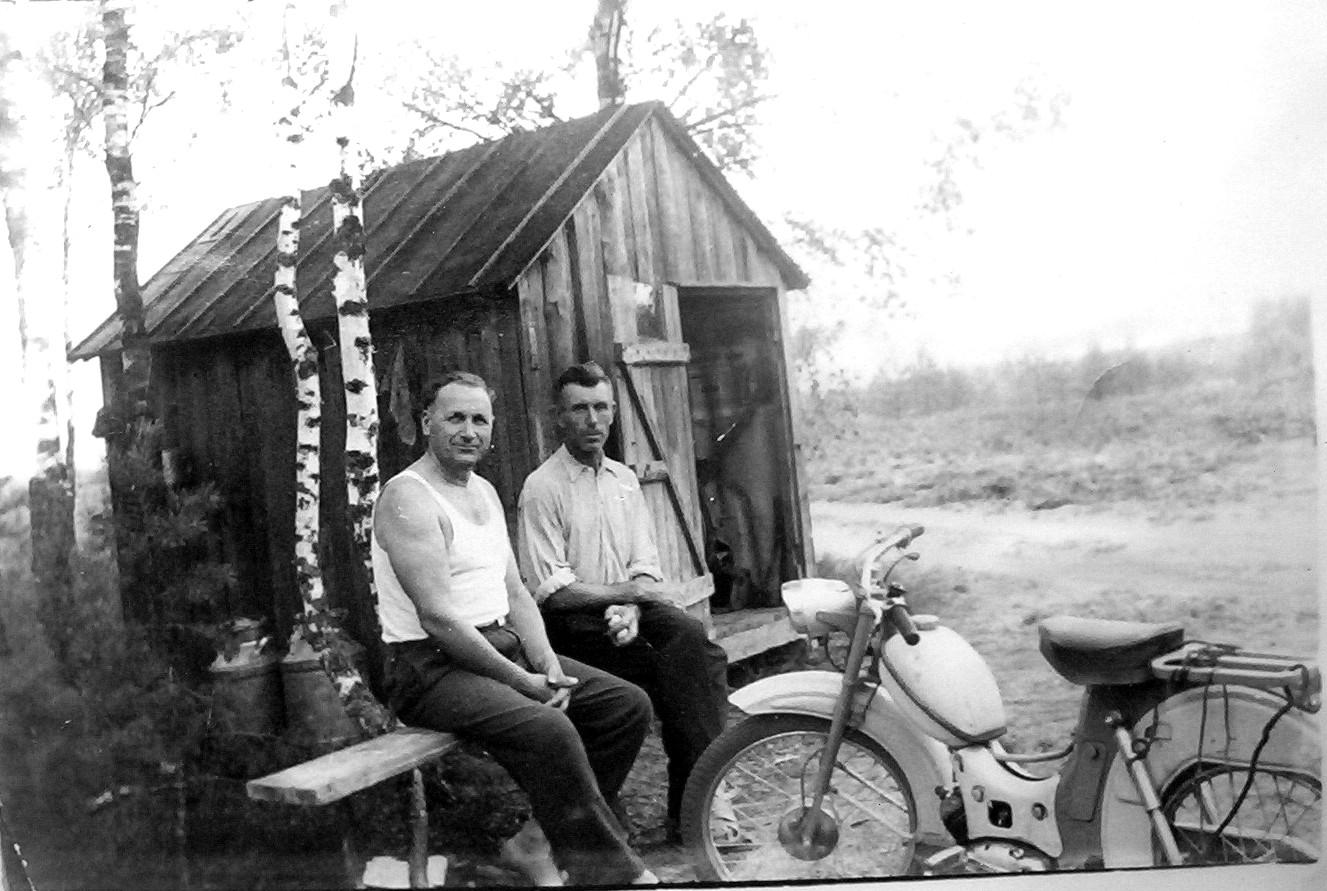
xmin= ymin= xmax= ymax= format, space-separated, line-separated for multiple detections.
xmin=711 ymin=606 xmax=802 ymax=662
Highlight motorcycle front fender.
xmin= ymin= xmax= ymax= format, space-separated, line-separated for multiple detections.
xmin=731 ymin=670 xmax=955 ymax=847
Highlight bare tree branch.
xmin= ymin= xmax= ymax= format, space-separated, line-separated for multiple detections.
xmin=668 ymin=51 xmax=720 ymax=111
xmin=681 ymin=93 xmax=774 ymax=133
xmin=130 ymin=88 xmax=174 ymax=142
xmin=49 ymin=63 xmax=103 ymax=96
xmin=401 ymin=100 xmax=491 ymax=140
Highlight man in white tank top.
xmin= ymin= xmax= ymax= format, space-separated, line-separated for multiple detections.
xmin=372 ymin=372 xmax=657 ymax=886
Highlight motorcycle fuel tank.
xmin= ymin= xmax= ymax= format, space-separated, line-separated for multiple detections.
xmin=878 ymin=622 xmax=1007 ymax=748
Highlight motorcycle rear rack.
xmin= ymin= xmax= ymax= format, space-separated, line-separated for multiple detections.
xmin=1152 ymin=642 xmax=1321 ymax=712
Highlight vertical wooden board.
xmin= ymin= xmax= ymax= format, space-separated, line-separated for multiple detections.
xmin=233 ymin=344 xmax=276 ymax=626
xmin=649 ymin=120 xmax=695 ymax=284
xmin=494 ymin=302 xmax=537 ymax=492
xmin=544 ymin=234 xmax=577 ymax=375
xmin=640 ymin=484 xmax=679 ymax=582
xmin=620 ymin=140 xmax=655 ymax=286
xmin=210 ymin=346 xmax=260 ymax=618
xmin=597 ymin=159 xmax=634 ymax=281
xmin=651 ymin=367 xmax=703 ymax=542
xmin=708 ymin=189 xmax=739 ymax=283
xmin=571 ymin=200 xmax=610 ymax=366
xmin=686 ymin=170 xmax=716 ymax=282
xmin=515 ymin=275 xmax=554 ymax=461
xmin=259 ymin=343 xmax=299 ymax=637
xmin=772 ymin=285 xmax=815 ymax=574
xmin=745 ymin=236 xmax=783 ymax=287
xmin=476 ymin=317 xmax=515 ymax=514
xmin=635 ymin=124 xmax=666 ymax=285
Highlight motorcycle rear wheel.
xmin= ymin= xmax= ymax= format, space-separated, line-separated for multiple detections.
xmin=680 ymin=713 xmax=918 ymax=882
xmin=1159 ymin=762 xmax=1321 ymax=865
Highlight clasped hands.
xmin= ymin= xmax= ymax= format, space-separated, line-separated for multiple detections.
xmin=523 ymin=663 xmax=578 ymax=711
xmin=605 ymin=579 xmax=674 ymax=646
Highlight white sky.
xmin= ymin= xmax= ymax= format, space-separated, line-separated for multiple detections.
xmin=3 ymin=0 xmax=1327 ymax=472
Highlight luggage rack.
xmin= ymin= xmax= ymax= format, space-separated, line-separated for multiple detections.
xmin=1152 ymin=642 xmax=1321 ymax=713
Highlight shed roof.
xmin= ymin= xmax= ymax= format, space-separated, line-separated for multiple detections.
xmin=71 ymin=101 xmax=808 ymax=360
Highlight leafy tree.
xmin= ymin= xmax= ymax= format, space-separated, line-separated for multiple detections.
xmin=388 ymin=1 xmax=772 ymax=174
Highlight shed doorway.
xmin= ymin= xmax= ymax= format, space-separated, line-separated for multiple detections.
xmin=678 ymin=287 xmax=805 ymax=615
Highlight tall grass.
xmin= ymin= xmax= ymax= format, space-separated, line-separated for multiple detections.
xmin=804 ymin=296 xmax=1315 ymax=509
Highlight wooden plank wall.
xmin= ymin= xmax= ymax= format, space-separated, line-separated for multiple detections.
xmin=127 ymin=297 xmax=532 ymax=677
xmin=513 ymin=116 xmax=794 ymax=587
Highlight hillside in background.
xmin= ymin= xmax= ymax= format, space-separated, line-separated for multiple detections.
xmin=804 ymin=295 xmax=1315 ymax=510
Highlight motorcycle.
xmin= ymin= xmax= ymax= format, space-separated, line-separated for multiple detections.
xmin=680 ymin=524 xmax=1321 ymax=881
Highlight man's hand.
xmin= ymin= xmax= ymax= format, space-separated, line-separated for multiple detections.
xmin=543 ymin=663 xmax=578 ymax=711
xmin=604 ymin=603 xmax=641 ymax=646
xmin=518 ymin=666 xmax=579 ymax=710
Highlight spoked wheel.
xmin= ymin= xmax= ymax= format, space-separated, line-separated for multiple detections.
xmin=680 ymin=713 xmax=917 ymax=882
xmin=1160 ymin=763 xmax=1321 ymax=865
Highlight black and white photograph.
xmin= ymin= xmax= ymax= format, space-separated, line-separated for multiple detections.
xmin=0 ymin=1 xmax=1322 ymax=889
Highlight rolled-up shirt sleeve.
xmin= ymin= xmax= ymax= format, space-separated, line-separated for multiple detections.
xmin=622 ymin=478 xmax=663 ymax=583
xmin=517 ymin=480 xmax=578 ymax=603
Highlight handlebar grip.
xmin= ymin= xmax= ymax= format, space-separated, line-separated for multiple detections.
xmin=887 ymin=603 xmax=921 ymax=646
xmin=904 ymin=525 xmax=925 ymax=547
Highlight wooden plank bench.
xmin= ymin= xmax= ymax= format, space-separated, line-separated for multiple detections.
xmin=246 ymin=727 xmax=459 ymax=888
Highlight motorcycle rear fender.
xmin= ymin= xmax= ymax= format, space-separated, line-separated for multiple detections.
xmin=1099 ymin=684 xmax=1321 ymax=868
xmin=731 ymin=670 xmax=955 ymax=847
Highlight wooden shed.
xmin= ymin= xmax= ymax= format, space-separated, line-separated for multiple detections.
xmin=71 ymin=101 xmax=814 ymax=672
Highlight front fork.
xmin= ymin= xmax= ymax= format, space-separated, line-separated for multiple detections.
xmin=1105 ymin=711 xmax=1183 ymax=866
xmin=796 ymin=602 xmax=878 ymax=840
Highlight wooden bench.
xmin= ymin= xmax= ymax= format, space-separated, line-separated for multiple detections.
xmin=246 ymin=727 xmax=459 ymax=888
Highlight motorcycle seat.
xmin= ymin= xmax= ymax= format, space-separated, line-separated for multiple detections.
xmin=1038 ymin=615 xmax=1184 ymax=686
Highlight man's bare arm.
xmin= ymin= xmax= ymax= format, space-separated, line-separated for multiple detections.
xmin=541 ymin=577 xmax=669 ymax=612
xmin=375 ymin=479 xmax=555 ymax=702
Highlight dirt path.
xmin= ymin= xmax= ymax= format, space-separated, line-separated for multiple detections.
xmin=645 ymin=442 xmax=1320 ymax=879
xmin=808 ymin=441 xmax=1318 ymax=753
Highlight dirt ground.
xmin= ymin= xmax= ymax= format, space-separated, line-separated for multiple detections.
xmin=809 ymin=438 xmax=1319 ymax=751
xmin=631 ymin=439 xmax=1319 ymax=882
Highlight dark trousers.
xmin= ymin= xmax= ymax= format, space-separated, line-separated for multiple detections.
xmin=385 ymin=628 xmax=651 ymax=886
xmin=542 ymin=602 xmax=729 ymax=822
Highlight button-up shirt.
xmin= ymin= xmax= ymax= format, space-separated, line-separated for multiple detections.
xmin=517 ymin=445 xmax=664 ymax=603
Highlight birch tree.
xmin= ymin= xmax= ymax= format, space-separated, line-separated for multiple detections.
xmin=100 ymin=0 xmax=150 ymax=428
xmin=1 ymin=22 xmax=78 ymax=675
xmin=326 ymin=0 xmax=382 ymax=627
xmin=276 ymin=0 xmax=392 ymax=737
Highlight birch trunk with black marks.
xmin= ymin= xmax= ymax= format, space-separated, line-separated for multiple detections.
xmin=327 ymin=0 xmax=383 ymax=630
xmin=276 ymin=2 xmax=393 ymax=737
xmin=102 ymin=0 xmax=149 ymax=424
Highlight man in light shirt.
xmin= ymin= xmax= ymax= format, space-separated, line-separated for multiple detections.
xmin=517 ymin=362 xmax=729 ymax=838
xmin=373 ymin=371 xmax=657 ymax=885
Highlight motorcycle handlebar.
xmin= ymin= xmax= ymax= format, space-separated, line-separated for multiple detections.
xmin=887 ymin=603 xmax=921 ymax=646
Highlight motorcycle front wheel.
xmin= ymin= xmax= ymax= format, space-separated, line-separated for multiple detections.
xmin=680 ymin=713 xmax=918 ymax=882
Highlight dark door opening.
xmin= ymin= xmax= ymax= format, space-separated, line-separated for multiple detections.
xmin=678 ymin=288 xmax=804 ymax=612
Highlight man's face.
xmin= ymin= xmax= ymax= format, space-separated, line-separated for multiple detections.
xmin=423 ymin=383 xmax=493 ymax=473
xmin=557 ymin=381 xmax=615 ymax=461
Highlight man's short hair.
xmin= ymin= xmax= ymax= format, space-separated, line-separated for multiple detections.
xmin=554 ymin=362 xmax=611 ymax=398
xmin=425 ymin=371 xmax=494 ymax=409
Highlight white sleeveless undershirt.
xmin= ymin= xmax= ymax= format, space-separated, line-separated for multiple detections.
xmin=371 ymin=469 xmax=511 ymax=643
